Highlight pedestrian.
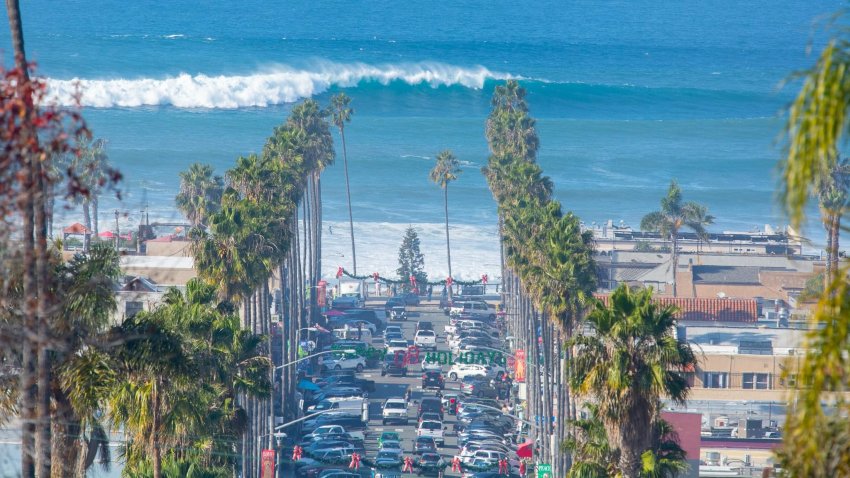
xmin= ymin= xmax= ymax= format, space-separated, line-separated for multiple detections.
xmin=428 ymin=285 xmax=433 ymax=301
xmin=292 ymin=445 xmax=303 ymax=461
xmin=405 ymin=387 xmax=412 ymax=402
xmin=403 ymin=455 xmax=414 ymax=473
xmin=349 ymin=451 xmax=361 ymax=470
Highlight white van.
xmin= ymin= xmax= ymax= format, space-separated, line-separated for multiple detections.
xmin=307 ymin=397 xmax=365 ymax=417
xmin=333 ymin=326 xmax=373 ymax=344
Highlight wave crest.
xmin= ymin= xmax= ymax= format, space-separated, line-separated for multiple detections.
xmin=46 ymin=61 xmax=516 ymax=109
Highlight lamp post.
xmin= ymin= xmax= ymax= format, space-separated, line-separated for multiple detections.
xmin=274 ymin=348 xmax=356 ymax=372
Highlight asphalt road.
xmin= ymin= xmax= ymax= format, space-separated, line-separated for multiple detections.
xmin=357 ymin=303 xmax=461 ymax=477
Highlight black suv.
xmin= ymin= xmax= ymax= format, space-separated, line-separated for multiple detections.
xmin=421 ymin=371 xmax=444 ymax=390
xmin=418 ymin=396 xmax=444 ymax=420
xmin=381 ymin=353 xmax=408 ymax=377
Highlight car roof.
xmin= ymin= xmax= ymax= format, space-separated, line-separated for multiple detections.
xmin=385 ymin=398 xmax=406 ymax=404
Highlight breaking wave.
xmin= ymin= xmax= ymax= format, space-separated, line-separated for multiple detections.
xmin=46 ymin=61 xmax=517 ymax=109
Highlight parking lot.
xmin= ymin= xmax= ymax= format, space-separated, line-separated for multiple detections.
xmin=289 ymin=298 xmax=521 ymax=478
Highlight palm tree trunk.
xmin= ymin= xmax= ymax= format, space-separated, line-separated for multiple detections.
xmin=340 ymin=130 xmax=358 ymax=274
xmin=671 ymin=233 xmax=679 ymax=297
xmin=83 ymin=201 xmax=91 ymax=252
xmin=92 ymin=196 xmax=99 ymax=238
xmin=824 ymin=214 xmax=834 ymax=288
xmin=830 ymin=214 xmax=840 ymax=281
xmin=444 ymin=186 xmax=452 ymax=296
xmin=34 ymin=155 xmax=53 ymax=478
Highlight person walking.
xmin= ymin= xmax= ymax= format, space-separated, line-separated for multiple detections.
xmin=427 ymin=285 xmax=433 ymax=302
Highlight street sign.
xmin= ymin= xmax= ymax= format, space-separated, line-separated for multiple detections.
xmin=261 ymin=449 xmax=275 ymax=478
xmin=537 ymin=463 xmax=552 ymax=478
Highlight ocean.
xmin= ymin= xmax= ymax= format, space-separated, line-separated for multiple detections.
xmin=1 ymin=0 xmax=842 ymax=281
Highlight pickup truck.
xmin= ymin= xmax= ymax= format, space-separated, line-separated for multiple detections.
xmin=417 ymin=420 xmax=445 ymax=447
xmin=414 ymin=330 xmax=437 ymax=351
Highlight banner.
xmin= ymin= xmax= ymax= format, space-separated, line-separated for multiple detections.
xmin=317 ymin=280 xmax=327 ymax=307
xmin=514 ymin=349 xmax=526 ymax=383
xmin=261 ymin=449 xmax=275 ymax=478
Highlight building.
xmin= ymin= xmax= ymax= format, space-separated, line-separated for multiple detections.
xmin=112 ymin=276 xmax=181 ymax=323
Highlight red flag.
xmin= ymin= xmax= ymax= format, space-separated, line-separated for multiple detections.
xmin=373 ymin=272 xmax=379 ymax=282
xmin=481 ymin=274 xmax=488 ymax=284
xmin=409 ymin=274 xmax=416 ymax=286
xmin=336 ymin=267 xmax=344 ymax=279
xmin=446 ymin=276 xmax=453 ymax=287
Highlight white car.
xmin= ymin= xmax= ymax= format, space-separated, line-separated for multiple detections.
xmin=382 ymin=398 xmax=409 ymax=425
xmin=449 ymin=301 xmax=495 ymax=320
xmin=460 ymin=449 xmax=508 ymax=465
xmin=414 ymin=330 xmax=437 ymax=351
xmin=385 ymin=339 xmax=410 ymax=355
xmin=384 ymin=325 xmax=403 ymax=337
xmin=417 ymin=420 xmax=444 ymax=447
xmin=448 ymin=363 xmax=489 ymax=380
xmin=421 ymin=355 xmax=443 ymax=372
xmin=322 ymin=352 xmax=366 ymax=372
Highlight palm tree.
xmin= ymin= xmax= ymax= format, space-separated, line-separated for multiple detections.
xmin=176 ymin=162 xmax=224 ymax=228
xmin=818 ymin=159 xmax=850 ymax=286
xmin=329 ymin=93 xmax=358 ymax=274
xmin=640 ymin=181 xmax=714 ymax=297
xmin=430 ymin=150 xmax=462 ymax=286
xmin=778 ymin=24 xmax=850 ymax=476
xmin=72 ymin=138 xmax=111 ymax=249
xmin=568 ymin=284 xmax=697 ymax=478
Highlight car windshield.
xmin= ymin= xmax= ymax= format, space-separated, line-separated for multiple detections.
xmin=417 ymin=331 xmax=435 ymax=337
xmin=377 ymin=451 xmax=398 ymax=459
xmin=389 ymin=340 xmax=408 ymax=348
xmin=381 ymin=440 xmax=401 ymax=449
xmin=425 ymin=372 xmax=441 ymax=378
xmin=421 ymin=454 xmax=440 ymax=462
xmin=385 ymin=402 xmax=406 ymax=409
xmin=381 ymin=432 xmax=400 ymax=440
xmin=314 ymin=401 xmax=334 ymax=411
xmin=421 ymin=421 xmax=441 ymax=430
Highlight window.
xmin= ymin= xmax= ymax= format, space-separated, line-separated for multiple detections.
xmin=743 ymin=373 xmax=771 ymax=390
xmin=702 ymin=372 xmax=728 ymax=389
xmin=125 ymin=301 xmax=143 ymax=318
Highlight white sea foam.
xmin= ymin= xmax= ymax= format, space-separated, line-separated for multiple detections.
xmin=45 ymin=61 xmax=516 ymax=109
xmin=322 ymin=220 xmax=501 ymax=282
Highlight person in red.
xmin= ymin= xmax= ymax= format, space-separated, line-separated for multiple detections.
xmin=292 ymin=445 xmax=303 ymax=461
xmin=402 ymin=455 xmax=414 ymax=473
xmin=451 ymin=455 xmax=461 ymax=472
xmin=349 ymin=452 xmax=361 ymax=470
xmin=498 ymin=457 xmax=508 ymax=475
xmin=519 ymin=460 xmax=526 ymax=476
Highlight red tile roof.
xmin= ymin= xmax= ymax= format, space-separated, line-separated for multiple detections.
xmin=594 ymin=294 xmax=758 ymax=323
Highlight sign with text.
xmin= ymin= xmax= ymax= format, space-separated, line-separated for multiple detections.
xmin=537 ymin=463 xmax=552 ymax=478
xmin=261 ymin=449 xmax=275 ymax=478
xmin=514 ymin=349 xmax=526 ymax=382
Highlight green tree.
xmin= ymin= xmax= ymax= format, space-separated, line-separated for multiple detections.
xmin=564 ymin=403 xmax=688 ymax=478
xmin=568 ymin=285 xmax=696 ymax=478
xmin=329 ymin=93 xmax=358 ymax=274
xmin=640 ymin=181 xmax=713 ymax=297
xmin=176 ymin=163 xmax=224 ymax=228
xmin=397 ymin=227 xmax=428 ymax=292
xmin=775 ymin=26 xmax=850 ymax=474
xmin=429 ymin=150 xmax=462 ymax=284
xmin=818 ymin=159 xmax=850 ymax=286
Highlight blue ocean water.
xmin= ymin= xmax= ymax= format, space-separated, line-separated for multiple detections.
xmin=0 ymin=0 xmax=842 ymax=277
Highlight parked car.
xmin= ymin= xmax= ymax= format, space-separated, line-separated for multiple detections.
xmin=416 ymin=321 xmax=434 ymax=332
xmin=460 ymin=375 xmax=498 ymax=398
xmin=373 ymin=450 xmax=403 ymax=468
xmin=422 ymin=371 xmax=445 ymax=390
xmin=414 ymin=330 xmax=437 ymax=350
xmin=378 ymin=431 xmax=401 ymax=447
xmin=449 ymin=301 xmax=495 ymax=320
xmin=417 ymin=420 xmax=445 ymax=447
xmin=384 ymin=297 xmax=406 ymax=310
xmin=382 ymin=398 xmax=409 ymax=425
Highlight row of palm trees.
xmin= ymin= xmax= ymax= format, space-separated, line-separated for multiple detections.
xmin=484 ymin=81 xmax=697 ymax=478
xmin=483 ymin=80 xmax=597 ymax=476
xmin=178 ymin=97 xmax=339 ymax=476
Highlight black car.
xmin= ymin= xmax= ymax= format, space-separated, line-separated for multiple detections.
xmin=414 ymin=436 xmax=438 ymax=455
xmin=381 ymin=353 xmax=408 ymax=377
xmin=315 ymin=373 xmax=376 ymax=393
xmin=421 ymin=371 xmax=444 ymax=390
xmin=416 ymin=321 xmax=433 ymax=333
xmin=418 ymin=396 xmax=444 ymax=420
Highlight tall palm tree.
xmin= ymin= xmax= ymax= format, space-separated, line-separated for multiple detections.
xmin=818 ymin=159 xmax=850 ymax=286
xmin=329 ymin=93 xmax=358 ymax=274
xmin=176 ymin=162 xmax=224 ymax=228
xmin=569 ymin=284 xmax=696 ymax=478
xmin=430 ymin=150 xmax=462 ymax=285
xmin=640 ymin=181 xmax=714 ymax=297
xmin=72 ymin=138 xmax=110 ymax=249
